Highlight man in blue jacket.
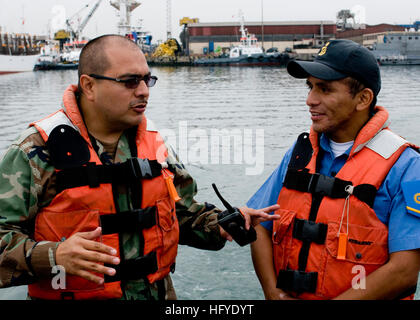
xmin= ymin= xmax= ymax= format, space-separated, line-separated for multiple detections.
xmin=248 ymin=39 xmax=420 ymax=300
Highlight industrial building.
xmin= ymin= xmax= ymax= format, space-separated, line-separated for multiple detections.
xmin=183 ymin=20 xmax=336 ymax=55
xmin=182 ymin=19 xmax=408 ymax=56
xmin=336 ymin=23 xmax=405 ymax=43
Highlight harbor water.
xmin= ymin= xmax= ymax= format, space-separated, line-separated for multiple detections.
xmin=0 ymin=65 xmax=419 ymax=300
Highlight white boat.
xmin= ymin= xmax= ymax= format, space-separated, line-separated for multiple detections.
xmin=0 ymin=53 xmax=41 ymax=75
xmin=194 ymin=13 xmax=292 ymax=67
xmin=228 ymin=14 xmax=264 ymax=58
xmin=60 ymin=49 xmax=81 ymax=64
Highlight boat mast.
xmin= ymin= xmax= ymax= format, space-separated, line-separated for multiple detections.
xmin=261 ymin=0 xmax=264 ymax=51
xmin=239 ymin=11 xmax=247 ymax=39
xmin=238 ymin=10 xmax=250 ymax=48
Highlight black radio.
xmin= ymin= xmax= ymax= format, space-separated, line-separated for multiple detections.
xmin=212 ymin=183 xmax=257 ymax=246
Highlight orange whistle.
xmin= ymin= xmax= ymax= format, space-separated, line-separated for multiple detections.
xmin=164 ymin=171 xmax=181 ymax=202
xmin=337 ymin=233 xmax=348 ymax=260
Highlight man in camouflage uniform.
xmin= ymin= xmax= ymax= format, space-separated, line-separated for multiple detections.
xmin=0 ymin=35 xmax=277 ymax=300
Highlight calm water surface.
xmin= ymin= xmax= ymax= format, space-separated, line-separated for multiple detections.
xmin=0 ymin=66 xmax=419 ymax=299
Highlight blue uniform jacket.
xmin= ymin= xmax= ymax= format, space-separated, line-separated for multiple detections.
xmin=247 ymin=133 xmax=420 ymax=253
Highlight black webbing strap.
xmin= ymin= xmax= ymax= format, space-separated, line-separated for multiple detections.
xmin=56 ymin=158 xmax=162 ymax=191
xmin=288 ymin=132 xmax=313 ymax=169
xmin=100 ymin=207 xmax=157 ymax=235
xmin=292 ymin=218 xmax=328 ymax=244
xmin=276 ymin=269 xmax=318 ymax=294
xmin=283 ymin=169 xmax=377 ymax=208
xmin=104 ymin=251 xmax=158 ymax=283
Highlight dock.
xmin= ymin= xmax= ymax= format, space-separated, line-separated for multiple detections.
xmin=146 ymin=55 xmax=194 ymax=67
xmin=146 ymin=52 xmax=313 ymax=67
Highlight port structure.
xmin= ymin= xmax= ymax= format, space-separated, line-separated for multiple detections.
xmin=110 ymin=0 xmax=141 ymax=36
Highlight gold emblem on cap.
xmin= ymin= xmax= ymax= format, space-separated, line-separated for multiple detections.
xmin=318 ymin=42 xmax=330 ymax=56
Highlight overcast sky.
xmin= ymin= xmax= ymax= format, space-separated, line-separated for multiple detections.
xmin=0 ymin=0 xmax=419 ymax=43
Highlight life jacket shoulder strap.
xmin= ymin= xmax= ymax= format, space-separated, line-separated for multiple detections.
xmin=146 ymin=118 xmax=159 ymax=132
xmin=366 ymin=129 xmax=408 ymax=159
xmin=285 ymin=132 xmax=377 ymax=207
xmin=31 ymin=110 xmax=79 ymax=141
xmin=288 ymin=132 xmax=313 ymax=169
xmin=283 ymin=169 xmax=377 ymax=207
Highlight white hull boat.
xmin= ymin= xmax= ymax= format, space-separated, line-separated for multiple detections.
xmin=0 ymin=53 xmax=41 ymax=75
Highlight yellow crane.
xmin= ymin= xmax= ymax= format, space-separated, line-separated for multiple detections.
xmin=179 ymin=17 xmax=199 ymax=26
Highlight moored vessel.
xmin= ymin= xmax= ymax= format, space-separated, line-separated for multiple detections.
xmin=371 ymin=31 xmax=420 ymax=65
xmin=194 ymin=15 xmax=293 ymax=67
xmin=0 ymin=34 xmax=41 ymax=74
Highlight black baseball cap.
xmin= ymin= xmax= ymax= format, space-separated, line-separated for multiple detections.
xmin=287 ymin=39 xmax=381 ymax=96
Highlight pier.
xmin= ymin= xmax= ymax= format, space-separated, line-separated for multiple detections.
xmin=146 ymin=52 xmax=313 ymax=67
xmin=0 ymin=33 xmax=41 ymax=55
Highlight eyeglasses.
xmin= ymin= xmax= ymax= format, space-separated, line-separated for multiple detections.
xmin=89 ymin=73 xmax=158 ymax=89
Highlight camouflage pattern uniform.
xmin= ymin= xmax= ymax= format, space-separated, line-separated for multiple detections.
xmin=0 ymin=91 xmax=225 ymax=300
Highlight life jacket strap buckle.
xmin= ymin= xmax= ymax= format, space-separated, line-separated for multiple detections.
xmin=276 ymin=269 xmax=318 ymax=294
xmin=100 ymin=207 xmax=157 ymax=235
xmin=292 ymin=218 xmax=328 ymax=244
xmin=104 ymin=251 xmax=159 ymax=282
xmin=309 ymin=173 xmax=335 ymax=196
xmin=128 ymin=158 xmax=154 ymax=179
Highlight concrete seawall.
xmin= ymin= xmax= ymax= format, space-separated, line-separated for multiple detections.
xmin=146 ymin=52 xmax=314 ymax=67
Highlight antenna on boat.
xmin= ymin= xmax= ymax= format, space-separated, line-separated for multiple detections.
xmin=261 ymin=0 xmax=265 ymax=50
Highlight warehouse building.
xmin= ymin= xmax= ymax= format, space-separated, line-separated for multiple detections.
xmin=181 ymin=20 xmax=407 ymax=56
xmin=183 ymin=20 xmax=336 ymax=55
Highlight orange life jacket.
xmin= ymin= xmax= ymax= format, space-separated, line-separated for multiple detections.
xmin=273 ymin=106 xmax=413 ymax=299
xmin=27 ymin=85 xmax=179 ymax=300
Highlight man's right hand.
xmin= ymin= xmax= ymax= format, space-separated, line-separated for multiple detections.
xmin=55 ymin=227 xmax=120 ymax=285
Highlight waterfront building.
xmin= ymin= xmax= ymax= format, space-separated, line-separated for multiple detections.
xmin=183 ymin=20 xmax=408 ymax=58
xmin=184 ymin=20 xmax=336 ymax=55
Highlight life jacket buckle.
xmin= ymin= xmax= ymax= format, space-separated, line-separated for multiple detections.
xmin=276 ymin=269 xmax=318 ymax=294
xmin=128 ymin=158 xmax=154 ymax=179
xmin=309 ymin=173 xmax=335 ymax=196
xmin=100 ymin=207 xmax=157 ymax=235
xmin=104 ymin=251 xmax=159 ymax=282
xmin=292 ymin=218 xmax=328 ymax=244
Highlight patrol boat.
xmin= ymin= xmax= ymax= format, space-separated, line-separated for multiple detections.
xmin=371 ymin=31 xmax=420 ymax=65
xmin=194 ymin=15 xmax=292 ymax=67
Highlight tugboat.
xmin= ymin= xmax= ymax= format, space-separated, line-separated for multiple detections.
xmin=194 ymin=15 xmax=292 ymax=67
